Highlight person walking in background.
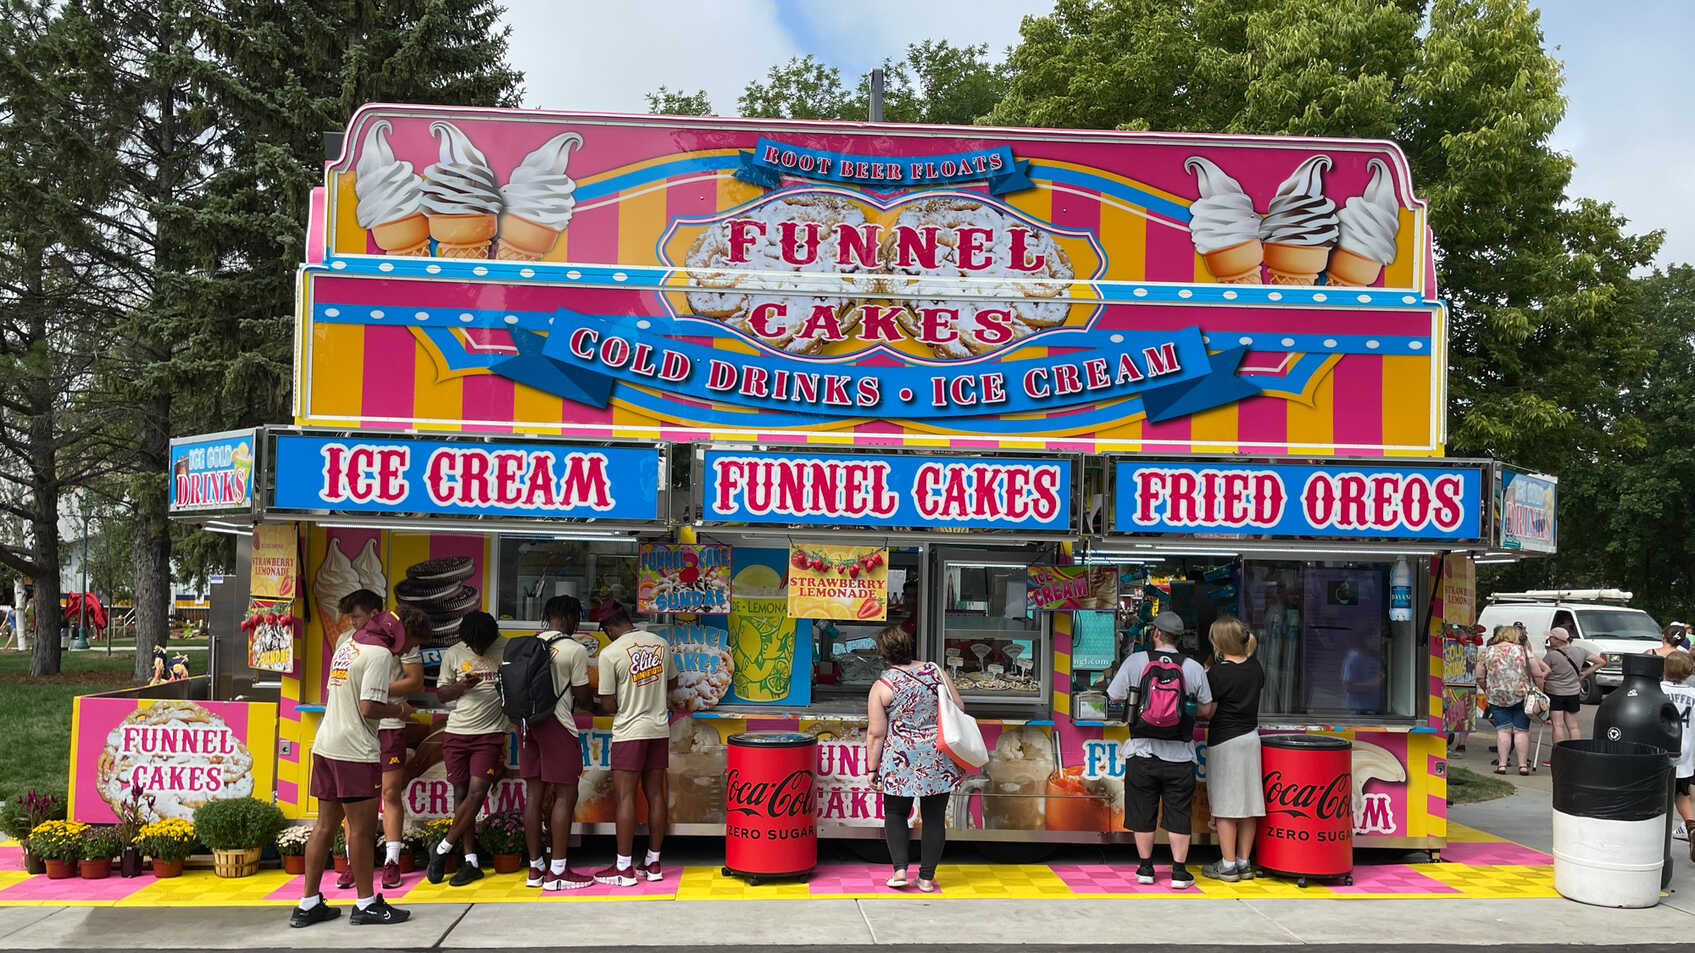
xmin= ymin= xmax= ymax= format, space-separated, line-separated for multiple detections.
xmin=1476 ymin=625 xmax=1546 ymax=776
xmin=592 ymin=600 xmax=675 ymax=887
xmin=1659 ymin=650 xmax=1695 ymax=852
xmin=1200 ymin=617 xmax=1265 ymax=883
xmin=1108 ymin=611 xmax=1215 ymax=889
xmin=866 ymin=623 xmax=963 ymax=893
xmin=426 ymin=611 xmax=509 ymax=887
xmin=1652 ymin=623 xmax=1689 ymax=658
xmin=518 ymin=596 xmax=594 ymax=891
xmin=1538 ymin=626 xmax=1603 ymax=750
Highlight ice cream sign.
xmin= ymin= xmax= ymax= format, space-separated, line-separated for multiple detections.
xmin=269 ymin=434 xmax=662 ymax=521
xmin=168 ymin=429 xmax=256 ymax=513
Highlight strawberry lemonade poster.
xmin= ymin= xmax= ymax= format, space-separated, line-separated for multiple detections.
xmin=787 ymin=545 xmax=887 ymax=621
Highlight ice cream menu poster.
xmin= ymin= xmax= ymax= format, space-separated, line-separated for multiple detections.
xmin=298 ymin=107 xmax=1443 ymax=456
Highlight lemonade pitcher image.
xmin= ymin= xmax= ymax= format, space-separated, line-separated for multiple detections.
xmin=728 ymin=561 xmax=796 ymax=702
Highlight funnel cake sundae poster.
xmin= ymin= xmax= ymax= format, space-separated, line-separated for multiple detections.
xmin=299 ymin=106 xmax=1443 ymax=455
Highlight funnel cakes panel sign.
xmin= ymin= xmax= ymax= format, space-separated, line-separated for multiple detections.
xmin=302 ymin=106 xmax=1442 ymax=455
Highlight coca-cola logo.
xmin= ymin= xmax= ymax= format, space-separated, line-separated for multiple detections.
xmin=1263 ymin=770 xmax=1351 ymax=822
xmin=726 ymin=768 xmax=816 ymax=819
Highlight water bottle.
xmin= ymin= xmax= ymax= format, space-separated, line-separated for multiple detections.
xmin=1389 ymin=557 xmax=1412 ymax=623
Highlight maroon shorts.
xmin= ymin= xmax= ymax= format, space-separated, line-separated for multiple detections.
xmin=518 ymin=718 xmax=583 ymax=785
xmin=379 ymin=728 xmax=408 ymax=773
xmin=310 ymin=754 xmax=381 ymax=803
xmin=610 ymin=737 xmax=669 ymax=773
xmin=442 ymin=732 xmax=506 ymax=786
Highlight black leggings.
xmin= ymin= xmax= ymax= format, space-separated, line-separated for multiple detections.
xmin=883 ymin=792 xmax=948 ymax=879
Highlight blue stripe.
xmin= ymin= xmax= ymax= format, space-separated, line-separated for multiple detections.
xmin=1030 ymin=164 xmax=1191 ymax=222
xmin=574 ymin=155 xmax=738 ymax=202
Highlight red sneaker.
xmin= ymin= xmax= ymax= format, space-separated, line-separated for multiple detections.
xmin=591 ymin=863 xmax=636 ymax=887
xmin=334 ymin=868 xmax=355 ymax=891
xmin=637 ymin=860 xmax=663 ymax=882
xmin=543 ymin=868 xmax=595 ymax=891
xmin=381 ymin=861 xmax=402 ymax=890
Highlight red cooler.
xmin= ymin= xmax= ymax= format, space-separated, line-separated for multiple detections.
xmin=722 ymin=731 xmax=818 ymax=884
xmin=1255 ymin=734 xmax=1354 ymax=886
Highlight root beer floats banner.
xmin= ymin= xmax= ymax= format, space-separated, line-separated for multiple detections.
xmin=298 ymin=106 xmax=1444 ymax=455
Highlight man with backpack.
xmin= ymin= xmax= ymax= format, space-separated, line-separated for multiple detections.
xmin=506 ymin=596 xmax=595 ymax=890
xmin=1107 ymin=611 xmax=1215 ymax=889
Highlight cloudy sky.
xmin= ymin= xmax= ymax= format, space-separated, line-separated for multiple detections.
xmin=500 ymin=0 xmax=1692 ymax=267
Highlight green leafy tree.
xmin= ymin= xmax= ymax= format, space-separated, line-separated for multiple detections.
xmin=647 ymin=86 xmax=713 ymax=115
xmin=739 ymin=54 xmax=854 ymax=120
xmin=731 ymin=43 xmax=1006 ymax=125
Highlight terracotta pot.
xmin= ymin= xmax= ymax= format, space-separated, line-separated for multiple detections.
xmin=282 ymin=854 xmax=305 ymax=875
xmin=44 ymin=858 xmax=76 ymax=880
xmin=23 ymin=849 xmax=46 ymax=875
xmin=79 ymin=858 xmax=112 ymax=880
xmin=152 ymin=858 xmax=184 ymax=878
xmin=332 ymin=854 xmax=348 ymax=874
xmin=120 ymin=848 xmax=144 ymax=878
xmin=491 ymin=852 xmax=523 ymax=874
xmin=396 ymin=853 xmax=415 ymax=873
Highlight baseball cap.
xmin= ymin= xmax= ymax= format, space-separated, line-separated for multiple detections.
xmin=1548 ymin=626 xmax=1570 ymax=643
xmin=1152 ymin=610 xmax=1185 ymax=636
xmin=590 ymin=598 xmax=630 ymax=625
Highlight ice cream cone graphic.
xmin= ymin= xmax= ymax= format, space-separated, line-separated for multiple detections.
xmin=496 ymin=131 xmax=583 ymax=261
xmin=1328 ymin=157 xmax=1401 ymax=286
xmin=354 ymin=120 xmax=430 ymax=256
xmin=1259 ymin=155 xmax=1339 ymax=285
xmin=422 ymin=121 xmax=501 ymax=258
xmin=1184 ymin=157 xmax=1263 ymax=284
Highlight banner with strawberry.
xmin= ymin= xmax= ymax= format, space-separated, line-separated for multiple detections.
xmin=637 ymin=543 xmax=731 ymax=614
xmin=243 ymin=597 xmax=300 ymax=673
xmin=787 ymin=545 xmax=887 ymax=621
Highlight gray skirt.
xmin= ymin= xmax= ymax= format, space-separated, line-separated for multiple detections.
xmin=1207 ymin=732 xmax=1266 ymax=818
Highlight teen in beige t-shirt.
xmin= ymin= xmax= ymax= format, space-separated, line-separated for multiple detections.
xmin=598 ymin=628 xmax=675 ymax=742
xmin=437 ymin=637 xmax=510 ymax=735
xmin=315 ymin=638 xmax=392 ymax=763
xmin=548 ymin=636 xmax=591 ymax=734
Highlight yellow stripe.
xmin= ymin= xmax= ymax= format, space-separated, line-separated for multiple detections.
xmin=1383 ymin=209 xmax=1417 ymax=289
xmin=1189 ymin=404 xmax=1238 ymax=454
xmin=1286 ymin=363 xmax=1335 ymax=453
xmin=307 ymin=323 xmax=365 ymax=422
xmin=410 ymin=329 xmax=464 ymax=433
xmin=1381 ymin=354 xmax=1433 ymax=456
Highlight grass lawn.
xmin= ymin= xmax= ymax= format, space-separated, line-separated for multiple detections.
xmin=1447 ymin=765 xmax=1517 ymax=804
xmin=0 ymin=649 xmax=144 ymax=803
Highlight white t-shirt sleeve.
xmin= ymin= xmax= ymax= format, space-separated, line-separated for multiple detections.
xmin=1108 ymin=654 xmax=1142 ymax=701
xmin=569 ymin=645 xmax=590 ymax=688
xmin=359 ymin=649 xmax=391 ymax=704
xmin=1186 ymin=659 xmax=1214 ymax=705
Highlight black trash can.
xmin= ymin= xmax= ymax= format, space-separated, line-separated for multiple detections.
xmin=1550 ymin=739 xmax=1671 ymax=907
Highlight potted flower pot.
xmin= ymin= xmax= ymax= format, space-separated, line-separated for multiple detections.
xmin=44 ymin=859 xmax=76 ymax=879
xmin=120 ymin=848 xmax=144 ymax=878
xmin=212 ymin=847 xmax=262 ymax=879
xmin=332 ymin=854 xmax=348 ymax=874
xmin=396 ymin=853 xmax=415 ymax=873
xmin=152 ymin=858 xmax=184 ymax=878
xmin=79 ymin=858 xmax=112 ymax=880
xmin=282 ymin=854 xmax=305 ymax=875
xmin=490 ymin=852 xmax=523 ymax=875
xmin=23 ymin=849 xmax=46 ymax=875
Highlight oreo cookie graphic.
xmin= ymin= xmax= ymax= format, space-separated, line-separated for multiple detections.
xmin=393 ymin=577 xmax=462 ymax=605
xmin=406 ymin=555 xmax=475 ymax=584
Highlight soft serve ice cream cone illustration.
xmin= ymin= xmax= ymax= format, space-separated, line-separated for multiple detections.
xmin=354 ymin=120 xmax=429 ymax=256
xmin=1259 ymin=155 xmax=1339 ymax=285
xmin=1184 ymin=157 xmax=1263 ymax=283
xmin=1329 ymin=157 xmax=1400 ymax=286
xmin=497 ymin=132 xmax=583 ymax=261
xmin=421 ymin=121 xmax=502 ymax=258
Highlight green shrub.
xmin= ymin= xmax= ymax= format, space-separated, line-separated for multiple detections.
xmin=475 ymin=811 xmax=525 ymax=855
xmin=191 ymin=798 xmax=285 ymax=851
xmin=27 ymin=820 xmax=85 ymax=861
xmin=81 ymin=825 xmax=124 ymax=861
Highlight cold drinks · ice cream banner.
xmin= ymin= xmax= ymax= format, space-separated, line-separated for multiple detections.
xmin=1111 ymin=459 xmax=1485 ymax=540
xmin=700 ymin=449 xmax=1073 ymax=531
xmin=269 ymin=433 xmax=661 ymax=521
xmin=1495 ymin=469 xmax=1556 ymax=554
xmin=1027 ymin=566 xmax=1117 ymax=611
xmin=168 ymin=429 xmax=256 ymax=513
xmin=298 ymin=105 xmax=1444 ymax=455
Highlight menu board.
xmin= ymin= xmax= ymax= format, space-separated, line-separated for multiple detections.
xmin=787 ymin=545 xmax=888 ymax=620
xmin=638 ymin=544 xmax=731 ymax=614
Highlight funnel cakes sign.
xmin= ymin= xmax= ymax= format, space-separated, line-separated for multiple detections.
xmin=300 ymin=106 xmax=1442 ymax=455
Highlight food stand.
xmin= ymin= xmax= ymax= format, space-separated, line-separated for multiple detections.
xmin=149 ymin=104 xmax=1556 ymax=853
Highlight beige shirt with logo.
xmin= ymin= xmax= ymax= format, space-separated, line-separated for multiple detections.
xmin=438 ymin=638 xmax=510 ymax=736
xmin=598 ymin=629 xmax=675 ymax=743
xmin=314 ymin=638 xmax=392 ymax=763
xmin=377 ymin=644 xmax=423 ymax=732
xmin=541 ymin=632 xmax=591 ymax=737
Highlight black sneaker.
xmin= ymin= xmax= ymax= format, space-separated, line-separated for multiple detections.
xmin=425 ymin=842 xmax=449 ymax=884
xmin=1135 ymin=859 xmax=1156 ymax=885
xmin=448 ymin=861 xmax=484 ymax=887
xmin=349 ymin=895 xmax=411 ymax=926
xmin=1170 ymin=864 xmax=1195 ymax=889
xmin=289 ymin=898 xmax=340 ymax=928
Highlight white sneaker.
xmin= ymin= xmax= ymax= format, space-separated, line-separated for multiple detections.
xmin=1675 ymin=821 xmax=1689 ymax=842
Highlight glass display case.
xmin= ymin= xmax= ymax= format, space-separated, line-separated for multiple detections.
xmin=493 ymin=537 xmax=642 ymax=625
xmin=812 ymin=548 xmax=924 ymax=699
xmin=934 ymin=553 xmax=1048 ymax=709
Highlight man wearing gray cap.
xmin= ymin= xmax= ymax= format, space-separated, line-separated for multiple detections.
xmin=1107 ymin=610 xmax=1215 ymax=889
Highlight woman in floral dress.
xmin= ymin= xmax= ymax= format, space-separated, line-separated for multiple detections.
xmin=866 ymin=624 xmax=964 ymax=892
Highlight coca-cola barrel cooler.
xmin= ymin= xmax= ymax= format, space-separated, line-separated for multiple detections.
xmin=722 ymin=731 xmax=818 ymax=883
xmin=1254 ymin=734 xmax=1354 ymax=886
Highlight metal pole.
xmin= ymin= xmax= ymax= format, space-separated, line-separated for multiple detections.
xmin=78 ymin=510 xmax=88 ymax=650
xmin=870 ymin=68 xmax=884 ymax=122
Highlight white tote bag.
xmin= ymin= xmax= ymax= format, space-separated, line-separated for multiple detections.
xmin=933 ymin=665 xmax=988 ymax=770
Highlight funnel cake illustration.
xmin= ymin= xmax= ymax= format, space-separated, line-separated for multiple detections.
xmin=497 ymin=132 xmax=583 ymax=261
xmin=354 ymin=120 xmax=429 ymax=256
xmin=1329 ymin=157 xmax=1400 ymax=286
xmin=421 ymin=121 xmax=502 ymax=258
xmin=1184 ymin=157 xmax=1263 ymax=283
xmin=1259 ymin=155 xmax=1338 ymax=285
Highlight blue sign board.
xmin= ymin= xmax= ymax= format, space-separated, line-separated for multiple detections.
xmin=1497 ymin=469 xmax=1556 ymax=553
xmin=1112 ymin=460 xmax=1484 ymax=540
xmin=701 ymin=449 xmax=1073 ymax=531
xmin=169 ymin=429 xmax=258 ymax=513
xmin=271 ymin=435 xmax=661 ymax=521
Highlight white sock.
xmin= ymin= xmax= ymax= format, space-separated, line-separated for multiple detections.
xmin=355 ymin=895 xmax=375 ymax=910
xmin=464 ymin=852 xmax=478 ymax=868
xmin=435 ymin=839 xmax=453 ymax=855
xmin=1236 ymin=857 xmax=1252 ymax=869
xmin=299 ymin=893 xmax=321 ymax=910
xmin=550 ymin=859 xmax=568 ymax=875
xmin=616 ymin=853 xmax=632 ymax=870
xmin=645 ymin=849 xmax=660 ymax=865
xmin=385 ymin=842 xmax=402 ymax=864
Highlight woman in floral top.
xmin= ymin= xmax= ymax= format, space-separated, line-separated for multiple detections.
xmin=866 ymin=624 xmax=964 ymax=893
xmin=1475 ymin=625 xmax=1549 ymax=775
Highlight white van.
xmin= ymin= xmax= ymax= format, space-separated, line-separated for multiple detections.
xmin=1476 ymin=590 xmax=1664 ymax=704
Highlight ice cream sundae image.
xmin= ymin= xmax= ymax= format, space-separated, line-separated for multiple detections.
xmin=1258 ymin=155 xmax=1339 ymax=285
xmin=421 ymin=121 xmax=502 ymax=258
xmin=1184 ymin=156 xmax=1263 ymax=283
xmin=1329 ymin=157 xmax=1400 ymax=286
xmin=497 ymin=131 xmax=583 ymax=261
xmin=668 ymin=716 xmax=727 ymax=823
xmin=983 ymin=726 xmax=1055 ymax=830
xmin=354 ymin=119 xmax=429 ymax=256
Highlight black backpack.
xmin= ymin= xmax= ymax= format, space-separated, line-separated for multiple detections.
xmin=500 ymin=633 xmax=564 ymax=727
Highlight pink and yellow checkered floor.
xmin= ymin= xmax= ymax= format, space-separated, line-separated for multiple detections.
xmin=0 ymin=826 xmax=1556 ymax=906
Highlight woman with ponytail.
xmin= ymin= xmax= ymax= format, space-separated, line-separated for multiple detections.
xmin=1201 ymin=617 xmax=1266 ymax=883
